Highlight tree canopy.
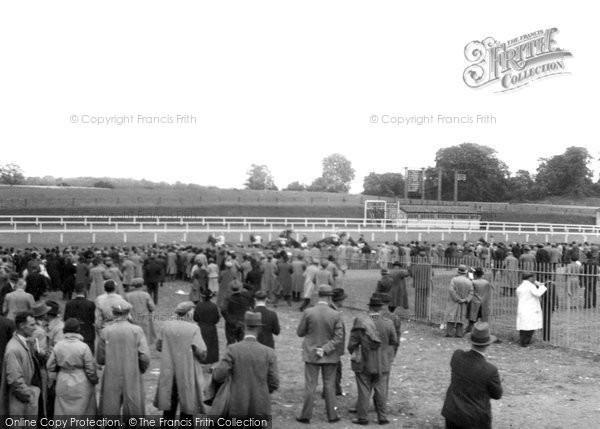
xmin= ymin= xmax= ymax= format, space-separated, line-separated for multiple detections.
xmin=245 ymin=164 xmax=278 ymax=191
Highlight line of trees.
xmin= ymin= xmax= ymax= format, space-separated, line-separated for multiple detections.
xmin=362 ymin=144 xmax=600 ymax=201
xmin=245 ymin=153 xmax=356 ymax=193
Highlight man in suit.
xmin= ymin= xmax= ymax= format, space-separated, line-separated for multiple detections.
xmin=25 ymin=267 xmax=49 ymax=301
xmin=143 ymin=254 xmax=164 ymax=304
xmin=212 ymin=311 xmax=279 ymax=416
xmin=64 ymin=282 xmax=96 ymax=354
xmin=296 ymin=285 xmax=344 ymax=424
xmin=442 ymin=322 xmax=503 ymax=429
xmin=222 ymin=281 xmax=253 ymax=345
xmin=0 ymin=272 xmax=19 ymax=310
xmin=3 ymin=280 xmax=35 ymax=320
xmin=253 ymin=290 xmax=280 ymax=349
xmin=0 ymin=313 xmax=15 ymax=383
xmin=348 ymin=296 xmax=398 ymax=425
xmin=0 ymin=311 xmax=41 ymax=417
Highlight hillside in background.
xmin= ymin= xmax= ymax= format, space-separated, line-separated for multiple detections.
xmin=0 ymin=185 xmax=597 ymax=224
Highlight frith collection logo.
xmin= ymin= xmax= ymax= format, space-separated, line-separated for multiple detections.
xmin=463 ymin=28 xmax=572 ymax=92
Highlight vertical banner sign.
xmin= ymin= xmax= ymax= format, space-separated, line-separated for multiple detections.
xmin=407 ymin=169 xmax=423 ymax=195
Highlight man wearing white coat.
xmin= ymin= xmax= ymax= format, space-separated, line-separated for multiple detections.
xmin=516 ymin=271 xmax=547 ymax=347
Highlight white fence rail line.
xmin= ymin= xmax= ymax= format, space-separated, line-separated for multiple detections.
xmin=0 ymin=215 xmax=598 ymax=233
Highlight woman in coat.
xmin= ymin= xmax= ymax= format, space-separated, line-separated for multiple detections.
xmin=193 ymin=290 xmax=220 ymax=365
xmin=47 ymin=318 xmax=98 ymax=416
xmin=516 ymin=271 xmax=547 ymax=347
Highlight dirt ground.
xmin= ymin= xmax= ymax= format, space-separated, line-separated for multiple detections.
xmin=133 ymin=281 xmax=600 ymax=429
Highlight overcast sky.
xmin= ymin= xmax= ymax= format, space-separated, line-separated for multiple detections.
xmin=1 ymin=1 xmax=597 ymax=193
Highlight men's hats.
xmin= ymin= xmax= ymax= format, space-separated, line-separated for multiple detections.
xmin=521 ymin=271 xmax=535 ymax=280
xmin=254 ymin=290 xmax=268 ymax=300
xmin=9 ymin=272 xmax=19 ymax=281
xmin=457 ymin=264 xmax=468 ymax=274
xmin=63 ymin=317 xmax=81 ymax=334
xmin=380 ymin=269 xmax=389 ymax=275
xmin=229 ymin=280 xmax=242 ymax=291
xmin=331 ymin=288 xmax=348 ymax=302
xmin=465 ymin=322 xmax=497 ymax=346
xmin=368 ymin=297 xmax=383 ymax=308
xmin=111 ymin=301 xmax=132 ymax=316
xmin=318 ymin=284 xmax=333 ymax=296
xmin=372 ymin=292 xmax=391 ymax=303
xmin=31 ymin=302 xmax=51 ymax=318
xmin=46 ymin=300 xmax=60 ymax=316
xmin=132 ymin=278 xmax=144 ymax=287
xmin=244 ymin=311 xmax=263 ymax=327
xmin=175 ymin=301 xmax=196 ymax=315
xmin=201 ymin=289 xmax=216 ymax=299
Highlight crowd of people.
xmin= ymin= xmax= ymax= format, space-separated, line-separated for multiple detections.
xmin=0 ymin=235 xmax=596 ymax=426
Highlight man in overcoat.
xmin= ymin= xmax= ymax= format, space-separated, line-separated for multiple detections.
xmin=155 ymin=301 xmax=207 ymax=419
xmin=97 ymin=302 xmax=150 ymax=416
xmin=442 ymin=322 xmax=503 ymax=429
xmin=211 ymin=311 xmax=279 ymax=416
xmin=445 ymin=265 xmax=474 ymax=338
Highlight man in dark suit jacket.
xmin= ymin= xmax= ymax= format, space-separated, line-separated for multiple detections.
xmin=296 ymin=285 xmax=343 ymax=424
xmin=0 ymin=314 xmax=15 ymax=382
xmin=222 ymin=282 xmax=253 ymax=345
xmin=25 ymin=268 xmax=49 ymax=301
xmin=64 ymin=282 xmax=96 ymax=354
xmin=0 ymin=272 xmax=19 ymax=310
xmin=143 ymin=254 xmax=164 ymax=304
xmin=212 ymin=311 xmax=279 ymax=416
xmin=442 ymin=322 xmax=503 ymax=429
xmin=253 ymin=291 xmax=280 ymax=349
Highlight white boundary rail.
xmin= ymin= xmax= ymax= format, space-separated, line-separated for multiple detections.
xmin=0 ymin=216 xmax=599 ymax=242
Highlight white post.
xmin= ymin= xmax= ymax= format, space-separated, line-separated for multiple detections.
xmin=123 ymin=233 xmax=127 ymax=243
xmin=441 ymin=232 xmax=445 ymax=241
xmin=418 ymin=232 xmax=422 ymax=241
xmin=371 ymin=232 xmax=375 ymax=241
xmin=183 ymin=233 xmax=187 ymax=242
xmin=27 ymin=234 xmax=31 ymax=244
xmin=525 ymin=234 xmax=529 ymax=242
xmin=154 ymin=233 xmax=158 ymax=243
xmin=92 ymin=233 xmax=96 ymax=244
xmin=60 ymin=233 xmax=63 ymax=244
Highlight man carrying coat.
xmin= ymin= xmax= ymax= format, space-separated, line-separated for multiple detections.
xmin=347 ymin=296 xmax=398 ymax=425
xmin=296 ymin=285 xmax=344 ymax=424
xmin=442 ymin=322 xmax=503 ymax=429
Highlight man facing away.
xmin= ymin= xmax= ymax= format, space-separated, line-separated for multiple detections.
xmin=296 ymin=285 xmax=343 ymax=424
xmin=348 ymin=296 xmax=398 ymax=425
xmin=442 ymin=322 xmax=503 ymax=429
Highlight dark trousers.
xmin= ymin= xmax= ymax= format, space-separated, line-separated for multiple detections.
xmin=335 ymin=360 xmax=342 ymax=395
xmin=225 ymin=320 xmax=244 ymax=345
xmin=300 ymin=363 xmax=338 ymax=421
xmin=355 ymin=371 xmax=389 ymax=421
xmin=584 ymin=282 xmax=597 ymax=308
xmin=446 ymin=322 xmax=464 ymax=337
xmin=147 ymin=282 xmax=159 ymax=304
xmin=519 ymin=330 xmax=534 ymax=347
xmin=162 ymin=377 xmax=192 ymax=423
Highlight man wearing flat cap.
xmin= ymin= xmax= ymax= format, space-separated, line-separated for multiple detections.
xmin=212 ymin=311 xmax=279 ymax=416
xmin=155 ymin=301 xmax=207 ymax=420
xmin=442 ymin=322 xmax=503 ymax=429
xmin=95 ymin=280 xmax=130 ymax=333
xmin=296 ymin=285 xmax=344 ymax=424
xmin=222 ymin=280 xmax=253 ymax=345
xmin=97 ymin=300 xmax=150 ymax=416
